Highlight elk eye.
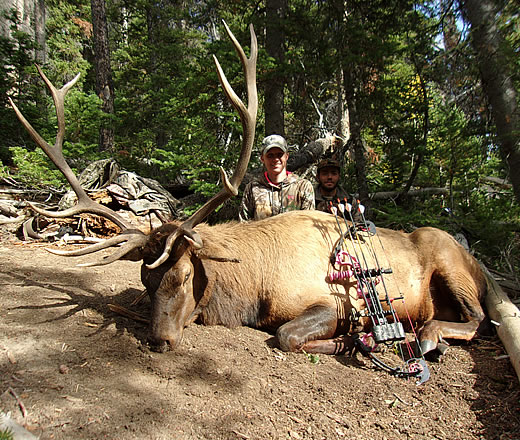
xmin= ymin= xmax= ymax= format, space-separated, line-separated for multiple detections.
xmin=183 ymin=271 xmax=191 ymax=284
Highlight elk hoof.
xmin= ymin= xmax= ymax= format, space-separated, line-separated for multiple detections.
xmin=420 ymin=339 xmax=449 ymax=362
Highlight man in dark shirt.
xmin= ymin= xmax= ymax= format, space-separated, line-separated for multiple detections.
xmin=314 ymin=158 xmax=363 ymax=223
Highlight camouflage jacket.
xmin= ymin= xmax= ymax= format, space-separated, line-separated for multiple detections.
xmin=314 ymin=184 xmax=363 ymax=223
xmin=239 ymin=172 xmax=315 ymax=221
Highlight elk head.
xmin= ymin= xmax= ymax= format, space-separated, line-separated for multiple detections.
xmin=10 ymin=22 xmax=258 ymax=351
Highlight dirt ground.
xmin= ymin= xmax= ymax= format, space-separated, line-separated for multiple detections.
xmin=1 ymin=235 xmax=520 ymax=440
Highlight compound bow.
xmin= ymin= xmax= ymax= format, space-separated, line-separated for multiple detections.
xmin=329 ymin=199 xmax=430 ymax=385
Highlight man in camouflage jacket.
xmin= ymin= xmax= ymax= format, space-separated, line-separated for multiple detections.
xmin=239 ymin=135 xmax=315 ymax=221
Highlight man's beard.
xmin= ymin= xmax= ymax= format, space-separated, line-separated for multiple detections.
xmin=320 ymin=183 xmax=338 ymax=195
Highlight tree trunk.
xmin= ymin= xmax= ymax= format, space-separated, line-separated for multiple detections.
xmin=145 ymin=3 xmax=170 ymax=149
xmin=441 ymin=0 xmax=460 ymax=53
xmin=462 ymin=0 xmax=520 ymax=204
xmin=482 ymin=264 xmax=520 ymax=382
xmin=333 ymin=68 xmax=350 ymax=168
xmin=336 ymin=69 xmax=350 ymax=144
xmin=343 ymin=70 xmax=369 ymax=203
xmin=398 ymin=60 xmax=429 ymax=201
xmin=91 ymin=0 xmax=115 ymax=153
xmin=34 ymin=0 xmax=46 ymax=64
xmin=264 ymin=0 xmax=286 ymax=136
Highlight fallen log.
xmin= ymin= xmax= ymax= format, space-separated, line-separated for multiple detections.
xmin=482 ymin=263 xmax=520 ymax=382
xmin=107 ymin=303 xmax=149 ymax=324
xmin=369 ymin=187 xmax=449 ymax=200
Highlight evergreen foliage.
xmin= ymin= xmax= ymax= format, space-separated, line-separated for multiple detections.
xmin=0 ymin=0 xmax=518 ymax=272
xmin=0 ymin=9 xmax=40 ymax=162
xmin=0 ymin=429 xmax=14 ymax=440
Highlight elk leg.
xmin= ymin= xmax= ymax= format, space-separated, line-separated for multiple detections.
xmin=418 ymin=318 xmax=483 ymax=360
xmin=300 ymin=336 xmax=356 ymax=355
xmin=421 ymin=265 xmax=488 ymax=360
xmin=276 ymin=304 xmax=338 ymax=353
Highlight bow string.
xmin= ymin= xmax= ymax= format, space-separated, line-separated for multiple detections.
xmin=329 ymin=199 xmax=430 ymax=385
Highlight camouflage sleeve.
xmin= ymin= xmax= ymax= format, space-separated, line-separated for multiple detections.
xmin=300 ymin=179 xmax=315 ymax=210
xmin=239 ymin=182 xmax=254 ymax=222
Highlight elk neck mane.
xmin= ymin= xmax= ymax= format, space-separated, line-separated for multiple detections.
xmin=192 ymin=217 xmax=295 ymax=329
xmin=179 ymin=211 xmax=333 ymax=330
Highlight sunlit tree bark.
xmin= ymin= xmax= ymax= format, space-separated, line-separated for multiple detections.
xmin=91 ymin=0 xmax=115 ymax=152
xmin=462 ymin=0 xmax=520 ymax=204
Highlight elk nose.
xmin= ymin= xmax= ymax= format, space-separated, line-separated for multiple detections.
xmin=147 ymin=335 xmax=170 ymax=353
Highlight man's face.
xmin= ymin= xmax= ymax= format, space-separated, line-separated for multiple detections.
xmin=261 ymin=147 xmax=289 ymax=176
xmin=318 ymin=167 xmax=340 ymax=191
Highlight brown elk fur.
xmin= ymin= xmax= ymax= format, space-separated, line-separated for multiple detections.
xmin=142 ymin=209 xmax=487 ymax=355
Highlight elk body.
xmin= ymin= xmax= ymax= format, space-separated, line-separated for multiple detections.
xmin=140 ymin=210 xmax=487 ymax=357
xmin=10 ymin=23 xmax=488 ymax=361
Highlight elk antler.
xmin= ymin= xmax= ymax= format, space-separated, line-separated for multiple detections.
xmin=147 ymin=22 xmax=258 ymax=269
xmin=10 ymin=66 xmax=150 ymax=265
xmin=45 ymin=230 xmax=148 ymax=267
xmin=9 ymin=65 xmax=131 ymax=231
xmin=11 ymin=22 xmax=257 ymax=268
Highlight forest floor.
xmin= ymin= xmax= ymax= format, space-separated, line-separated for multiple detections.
xmin=1 ymin=232 xmax=520 ymax=440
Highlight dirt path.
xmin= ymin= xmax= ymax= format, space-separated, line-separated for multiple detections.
xmin=1 ymin=241 xmax=519 ymax=440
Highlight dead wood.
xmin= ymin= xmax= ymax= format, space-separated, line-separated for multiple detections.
xmin=107 ymin=304 xmax=149 ymax=324
xmin=482 ymin=263 xmax=520 ymax=382
xmin=487 ymin=268 xmax=520 ymax=298
xmin=129 ymin=289 xmax=148 ymax=306
xmin=7 ymin=386 xmax=27 ymax=419
xmin=369 ymin=187 xmax=450 ymax=200
xmin=483 ymin=176 xmax=512 ymax=189
xmin=287 ymin=136 xmax=335 ymax=171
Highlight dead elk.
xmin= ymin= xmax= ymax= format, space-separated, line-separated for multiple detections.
xmin=10 ymin=24 xmax=488 ymax=362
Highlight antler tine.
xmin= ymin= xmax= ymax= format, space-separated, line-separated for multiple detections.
xmin=36 ymin=64 xmax=77 ymax=149
xmin=47 ymin=230 xmax=148 ymax=267
xmin=77 ymin=240 xmax=145 ymax=267
xmin=9 ymin=65 xmax=131 ymax=231
xmin=26 ymin=201 xmax=130 ymax=229
xmin=146 ymin=229 xmax=182 ymax=269
xmin=215 ymin=22 xmax=258 ymax=189
xmin=179 ymin=22 xmax=258 ymax=241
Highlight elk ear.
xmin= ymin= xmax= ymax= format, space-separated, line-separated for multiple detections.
xmin=190 ymin=258 xmax=215 ymax=315
xmin=184 ymin=232 xmax=239 ymax=262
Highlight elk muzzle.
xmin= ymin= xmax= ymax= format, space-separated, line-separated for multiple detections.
xmin=148 ymin=285 xmax=197 ymax=352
